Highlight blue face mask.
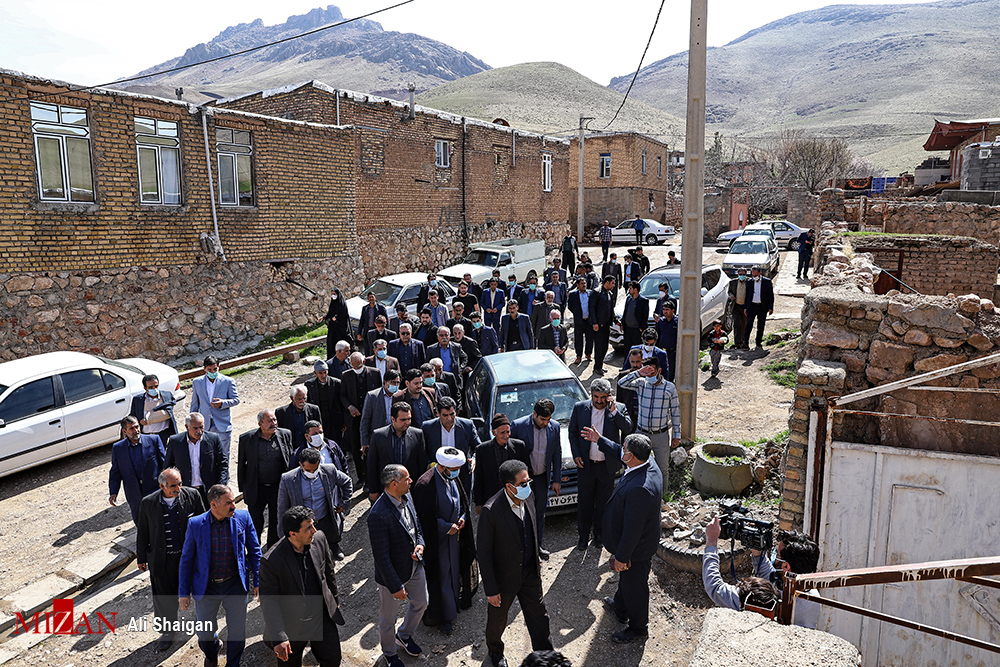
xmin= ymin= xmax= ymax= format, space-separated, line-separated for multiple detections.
xmin=445 ymin=468 xmax=461 ymax=480
xmin=206 ymin=371 xmax=219 ymax=380
xmin=511 ymin=483 xmax=532 ymax=500
xmin=509 ymin=280 xmax=516 ymax=287
xmin=376 ymin=350 xmax=387 ymax=360
xmin=423 ymin=377 xmax=436 ymax=387
xmin=738 ymin=275 xmax=747 ymax=282
xmin=430 ymin=279 xmax=437 ymax=286
xmin=472 ymin=321 xmax=482 ymax=329
xmin=552 ymin=318 xmax=561 ymax=327
xmin=387 ymin=384 xmax=399 ymax=394
xmin=146 ymin=388 xmax=159 ymax=398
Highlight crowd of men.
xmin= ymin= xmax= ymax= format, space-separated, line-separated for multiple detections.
xmin=101 ymin=241 xmax=803 ymax=667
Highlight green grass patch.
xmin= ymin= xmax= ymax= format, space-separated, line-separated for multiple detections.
xmin=765 ymin=358 xmax=797 ymax=389
xmin=737 ymin=429 xmax=789 ymax=450
xmin=664 ymin=464 xmax=693 ymax=503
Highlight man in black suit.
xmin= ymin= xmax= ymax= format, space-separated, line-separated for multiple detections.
xmin=422 ymin=397 xmax=481 ymax=499
xmin=388 ymin=323 xmax=426 ymax=374
xmin=164 ymin=412 xmax=228 ymax=505
xmin=276 ymin=385 xmax=322 ymax=455
xmin=367 ymin=403 xmax=429 ymax=503
xmin=341 ymin=352 xmax=383 ymax=483
xmin=260 ymin=505 xmax=345 ymax=667
xmin=472 ymin=414 xmax=530 ymax=512
xmin=623 ymin=255 xmax=641 ymax=284
xmin=130 ymin=374 xmax=177 ymax=446
xmin=592 ymin=433 xmax=663 ymax=643
xmin=305 ymin=360 xmax=342 ymax=441
xmin=499 ymin=300 xmax=534 ymax=352
xmin=529 ymin=290 xmax=557 ymax=340
xmin=238 ymin=409 xmax=295 ymax=548
xmin=593 ymin=275 xmax=617 ymax=374
xmin=602 ymin=253 xmax=623 ymax=304
xmin=621 ymin=281 xmax=649 ymax=353
xmin=568 ymin=378 xmax=632 ymax=551
xmin=388 ymin=303 xmax=418 ymax=336
xmin=366 ymin=315 xmax=399 ymax=356
xmin=427 ymin=327 xmax=468 ymax=388
xmin=477 ymin=459 xmax=553 ymax=667
xmin=568 ymin=277 xmax=600 ymax=365
xmin=358 ymin=292 xmax=389 ymax=354
xmin=428 ymin=358 xmax=461 ymax=413
xmin=446 ymin=301 xmax=474 ymax=334
xmin=451 ymin=324 xmax=481 ymax=379
xmin=416 ymin=273 xmax=439 ymax=312
xmin=744 ymin=265 xmax=775 ymax=349
xmin=136 ymin=467 xmax=206 ymax=651
xmin=535 ymin=308 xmax=568 ymax=361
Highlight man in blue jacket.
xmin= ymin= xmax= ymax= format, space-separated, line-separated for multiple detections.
xmin=109 ymin=415 xmax=165 ymax=525
xmin=178 ymin=484 xmax=261 ymax=667
xmin=510 ymin=399 xmax=561 ymax=560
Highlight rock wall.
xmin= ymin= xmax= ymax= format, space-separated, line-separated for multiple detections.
xmin=780 ymin=284 xmax=1000 ymax=530
xmin=1 ymin=255 xmax=365 ymax=365
xmin=881 ymin=200 xmax=1000 ymax=242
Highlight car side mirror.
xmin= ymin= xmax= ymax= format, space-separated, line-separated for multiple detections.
xmin=0 ymin=419 xmax=5 ymax=428
xmin=701 ymin=287 xmax=709 ymax=297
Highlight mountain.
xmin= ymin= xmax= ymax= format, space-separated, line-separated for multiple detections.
xmin=417 ymin=62 xmax=686 ymax=140
xmin=610 ymin=0 xmax=1000 ymax=173
xmin=113 ymin=5 xmax=490 ymax=104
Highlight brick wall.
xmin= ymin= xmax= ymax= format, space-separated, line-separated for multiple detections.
xmin=781 ymin=284 xmax=1000 ymax=530
xmin=704 ymin=190 xmax=731 ymax=242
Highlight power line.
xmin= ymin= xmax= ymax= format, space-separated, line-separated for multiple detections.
xmin=603 ymin=0 xmax=667 ymax=130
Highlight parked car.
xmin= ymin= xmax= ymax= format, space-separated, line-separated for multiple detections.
xmin=609 ymin=264 xmax=731 ymax=349
xmin=438 ymin=238 xmax=547 ymax=288
xmin=716 ymin=219 xmax=807 ymax=250
xmin=0 ymin=351 xmax=185 ymax=478
xmin=347 ymin=272 xmax=458 ymax=332
xmin=595 ymin=218 xmax=676 ymax=246
xmin=722 ymin=237 xmax=780 ymax=279
xmin=463 ymin=349 xmax=590 ymax=513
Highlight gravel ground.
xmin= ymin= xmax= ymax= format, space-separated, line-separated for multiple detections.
xmin=0 ymin=238 xmax=802 ymax=665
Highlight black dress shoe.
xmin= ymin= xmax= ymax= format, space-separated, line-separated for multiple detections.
xmin=591 ymin=537 xmax=603 ymax=549
xmin=612 ymin=627 xmax=649 ymax=643
xmin=333 ymin=547 xmax=345 ymax=561
xmin=489 ymin=652 xmax=508 ymax=667
xmin=460 ymin=595 xmax=473 ymax=610
xmin=577 ymin=539 xmax=589 ymax=550
xmin=154 ymin=634 xmax=173 ymax=652
xmin=442 ymin=621 xmax=453 ymax=635
xmin=538 ymin=547 xmax=550 ymax=560
xmin=603 ymin=596 xmax=628 ymax=623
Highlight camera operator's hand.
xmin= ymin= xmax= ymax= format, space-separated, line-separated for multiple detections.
xmin=705 ymin=516 xmax=721 ymax=548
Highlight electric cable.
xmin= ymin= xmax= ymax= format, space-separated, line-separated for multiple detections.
xmin=603 ymin=0 xmax=667 ymax=130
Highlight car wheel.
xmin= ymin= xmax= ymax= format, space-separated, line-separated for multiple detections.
xmin=787 ymin=238 xmax=799 ymax=251
xmin=645 ymin=233 xmax=658 ymax=245
xmin=658 ymin=540 xmax=747 ymax=574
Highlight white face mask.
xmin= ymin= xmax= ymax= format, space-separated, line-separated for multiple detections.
xmin=642 ymin=344 xmax=654 ymax=353
xmin=310 ymin=434 xmax=325 ymax=448
xmin=303 ymin=470 xmax=319 ymax=480
xmin=353 ymin=366 xmax=364 ymax=374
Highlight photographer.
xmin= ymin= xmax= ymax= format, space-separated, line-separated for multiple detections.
xmin=752 ymin=529 xmax=822 ymax=629
xmin=703 ymin=517 xmax=779 ymax=614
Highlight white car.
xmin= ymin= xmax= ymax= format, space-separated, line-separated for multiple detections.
xmin=594 ymin=218 xmax=676 ymax=246
xmin=722 ymin=237 xmax=781 ymax=279
xmin=347 ymin=272 xmax=458 ymax=332
xmin=717 ymin=219 xmax=807 ymax=250
xmin=0 ymin=352 xmax=185 ymax=478
xmin=609 ymin=264 xmax=731 ymax=349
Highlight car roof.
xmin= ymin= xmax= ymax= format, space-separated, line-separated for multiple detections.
xmin=645 ymin=263 xmax=719 ymax=277
xmin=0 ymin=351 xmax=109 ymax=386
xmin=369 ymin=272 xmax=433 ymax=286
xmin=482 ymin=350 xmax=577 ymax=384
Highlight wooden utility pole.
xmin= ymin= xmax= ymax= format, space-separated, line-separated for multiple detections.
xmin=677 ymin=0 xmax=707 ymax=442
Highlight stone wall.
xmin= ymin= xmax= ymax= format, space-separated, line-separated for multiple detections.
xmin=704 ymin=190 xmax=731 ymax=242
xmin=881 ymin=200 xmax=1000 ymax=242
xmin=780 ymin=284 xmax=1000 ymax=530
xmin=787 ymin=187 xmax=819 ymax=229
xmin=0 ymin=255 xmax=365 ymax=364
xmin=961 ymin=143 xmax=1000 ymax=191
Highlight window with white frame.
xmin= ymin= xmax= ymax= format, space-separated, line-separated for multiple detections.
xmin=435 ymin=139 xmax=451 ymax=168
xmin=599 ymin=153 xmax=611 ymax=179
xmin=215 ymin=128 xmax=254 ymax=206
xmin=135 ymin=117 xmax=181 ymax=205
xmin=30 ymin=102 xmax=95 ymax=202
xmin=657 ymin=155 xmax=662 ymax=178
xmin=542 ymin=153 xmax=552 ymax=192
xmin=641 ymin=149 xmax=647 ymax=175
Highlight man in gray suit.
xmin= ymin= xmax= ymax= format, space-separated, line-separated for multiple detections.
xmin=238 ymin=409 xmax=295 ymax=548
xmin=360 ymin=370 xmax=401 ymax=476
xmin=277 ymin=447 xmax=352 ymax=561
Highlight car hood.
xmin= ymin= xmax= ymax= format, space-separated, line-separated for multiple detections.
xmin=346 ymin=296 xmax=368 ymax=321
xmin=119 ymin=357 xmax=186 ymax=399
xmin=723 ymin=252 xmax=770 ymax=264
xmin=718 ymin=230 xmax=743 ymax=241
xmin=439 ymin=264 xmax=490 ymax=282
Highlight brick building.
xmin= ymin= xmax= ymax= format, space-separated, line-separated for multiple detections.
xmin=567 ymin=132 xmax=677 ymax=234
xmin=923 ymin=117 xmax=1000 ymax=185
xmin=214 ymin=81 xmax=571 ymax=279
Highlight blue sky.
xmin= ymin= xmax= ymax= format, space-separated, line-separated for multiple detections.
xmin=0 ymin=0 xmax=936 ymax=87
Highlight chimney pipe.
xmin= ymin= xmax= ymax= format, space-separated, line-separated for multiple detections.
xmin=407 ymin=82 xmax=415 ymax=120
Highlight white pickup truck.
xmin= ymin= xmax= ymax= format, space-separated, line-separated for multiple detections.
xmin=439 ymin=238 xmax=548 ymax=287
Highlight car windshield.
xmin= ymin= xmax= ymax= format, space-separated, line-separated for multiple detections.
xmin=0 ymin=384 xmax=7 ymax=395
xmin=492 ymin=379 xmax=589 ymax=424
xmin=639 ymin=274 xmax=680 ymax=300
xmin=465 ymin=250 xmax=499 ymax=267
xmin=730 ymin=241 xmax=768 ymax=255
xmin=742 ymin=229 xmax=772 ymax=236
xmin=97 ymin=355 xmax=144 ymax=375
xmin=360 ymin=280 xmax=403 ymax=306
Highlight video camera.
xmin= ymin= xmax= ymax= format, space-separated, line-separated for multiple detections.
xmin=718 ymin=499 xmax=774 ymax=554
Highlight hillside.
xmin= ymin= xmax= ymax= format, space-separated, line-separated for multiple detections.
xmin=610 ymin=0 xmax=1000 ymax=173
xmin=417 ymin=62 xmax=685 ymax=140
xmin=112 ymin=5 xmax=489 ymax=104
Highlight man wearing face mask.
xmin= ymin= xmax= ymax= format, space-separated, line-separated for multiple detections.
xmin=428 ymin=358 xmax=461 ymax=412
xmin=469 ymin=311 xmax=501 ymax=357
xmin=191 ymin=354 xmax=240 ymax=462
xmin=341 ymin=352 xmax=382 ymax=484
xmin=393 ymin=368 xmax=437 ymax=429
xmin=481 ymin=277 xmax=506 ymax=330
xmin=131 ymin=374 xmax=177 ymax=447
xmin=298 ymin=420 xmax=349 ymax=477
xmin=744 ymin=265 xmax=775 ymax=350
xmin=654 ymin=302 xmax=680 ymax=382
xmin=617 ymin=358 xmax=681 ymax=487
xmin=276 ymin=385 xmax=322 ymax=457
xmin=367 ymin=404 xmax=429 ymax=504
xmin=277 ymin=446 xmax=352 ymax=562
xmin=727 ymin=268 xmax=750 ymax=349
xmin=412 ymin=447 xmax=476 ymax=634
xmin=536 ymin=309 xmax=568 ymax=361
xmin=623 ymin=328 xmax=670 ymax=377
xmin=517 ymin=275 xmax=544 ymax=323
xmin=366 ymin=339 xmax=401 ymax=381
xmin=505 ymin=274 xmax=524 ymax=305
xmin=477 ymin=459 xmax=553 ymax=667
xmin=362 ymin=370 xmax=401 ymax=468
xmin=417 ymin=273 xmax=440 ymax=313
xmin=529 ymin=290 xmax=556 ymax=340
xmin=365 ymin=316 xmax=399 ymax=357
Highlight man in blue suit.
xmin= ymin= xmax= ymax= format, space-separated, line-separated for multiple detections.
xmin=129 ymin=374 xmax=177 ymax=446
xmin=480 ymin=277 xmax=506 ymax=330
xmin=499 ymin=300 xmax=533 ymax=352
xmin=584 ymin=432 xmax=662 ymax=644
xmin=388 ymin=324 xmax=426 ymax=374
xmin=422 ymin=396 xmax=481 ymax=496
xmin=568 ymin=378 xmax=632 ymax=551
xmin=367 ymin=464 xmax=427 ymax=667
xmin=109 ymin=415 xmax=166 ymax=525
xmin=469 ymin=311 xmax=500 ymax=356
xmin=510 ymin=399 xmax=561 ymax=559
xmin=190 ymin=355 xmax=240 ymax=461
xmin=178 ymin=484 xmax=261 ymax=667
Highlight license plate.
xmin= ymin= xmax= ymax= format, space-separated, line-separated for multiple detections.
xmin=547 ymin=493 xmax=577 ymax=508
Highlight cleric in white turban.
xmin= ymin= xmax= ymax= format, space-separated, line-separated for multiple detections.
xmin=436 ymin=446 xmax=467 ymax=469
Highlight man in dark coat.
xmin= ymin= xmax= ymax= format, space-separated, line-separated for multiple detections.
xmin=275 ymin=385 xmax=322 ymax=455
xmin=568 ymin=278 xmax=601 ymax=365
xmin=744 ymin=266 xmax=775 ymax=349
xmin=469 ymin=311 xmax=500 ymax=356
xmin=238 ymin=409 xmax=295 ymax=548
xmin=592 ymin=275 xmax=617 ymax=374
xmin=366 ymin=316 xmax=400 ymax=358
xmin=452 ymin=324 xmax=481 ymax=380
xmin=426 ymin=327 xmax=468 ymax=387
xmin=422 ymin=397 xmax=481 ymax=502
xmin=164 ymin=412 xmax=228 ymax=505
xmin=305 ymin=360 xmax=342 ymax=438
xmin=499 ymin=300 xmax=534 ymax=353
xmin=412 ymin=448 xmax=477 ymax=633
xmin=322 ymin=287 xmax=353 ymax=356
xmin=388 ymin=324 xmax=426 ymax=374
xmin=130 ymin=374 xmax=177 ymax=446
xmin=341 ymin=352 xmax=383 ymax=483
xmin=357 ymin=292 xmax=389 ymax=353
xmin=260 ymin=505 xmax=345 ymax=667
xmin=109 ymin=415 xmax=166 ymax=525
xmin=136 ymin=466 xmax=206 ymax=651
xmin=510 ymin=400 xmax=561 ymax=558
xmin=535 ymin=309 xmax=568 ymax=361
xmin=366 ymin=403 xmax=429 ymax=502
xmin=472 ymin=414 xmax=530 ymax=512
xmin=620 ymin=281 xmax=649 ymax=353
xmin=796 ymin=228 xmax=816 ymax=280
